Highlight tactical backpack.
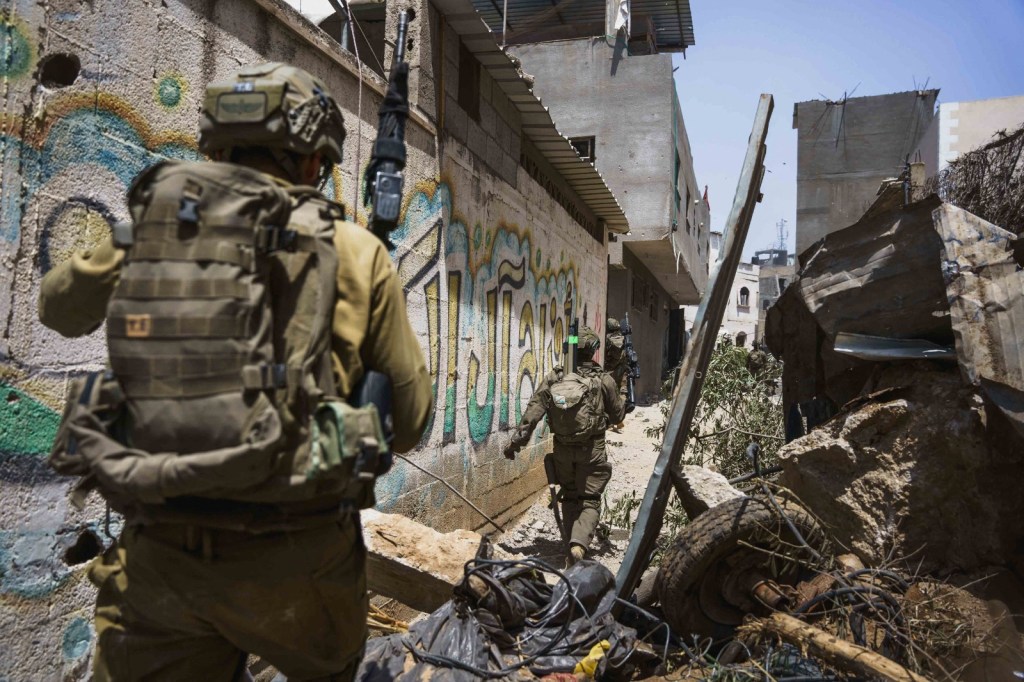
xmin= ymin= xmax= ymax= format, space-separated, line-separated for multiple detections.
xmin=49 ymin=160 xmax=387 ymax=512
xmin=547 ymin=371 xmax=605 ymax=443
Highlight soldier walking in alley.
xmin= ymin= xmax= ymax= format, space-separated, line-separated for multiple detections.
xmin=503 ymin=327 xmax=626 ymax=566
xmin=40 ymin=63 xmax=432 ymax=681
xmin=604 ymin=317 xmax=629 ymax=432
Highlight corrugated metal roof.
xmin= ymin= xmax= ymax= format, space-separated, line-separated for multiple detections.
xmin=435 ymin=0 xmax=629 ymax=233
xmin=469 ymin=0 xmax=694 ymax=51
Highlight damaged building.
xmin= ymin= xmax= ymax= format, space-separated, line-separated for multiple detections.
xmin=471 ymin=0 xmax=711 ymax=395
xmin=766 ymin=175 xmax=1024 ymax=578
xmin=0 ymin=0 xmax=633 ymax=676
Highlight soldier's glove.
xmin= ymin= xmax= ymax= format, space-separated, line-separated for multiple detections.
xmin=503 ymin=442 xmax=519 ymax=460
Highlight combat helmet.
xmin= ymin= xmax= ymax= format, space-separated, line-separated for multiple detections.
xmin=199 ymin=62 xmax=346 ymax=166
xmin=606 ymin=317 xmax=621 ymax=333
xmin=578 ymin=326 xmax=601 ymax=354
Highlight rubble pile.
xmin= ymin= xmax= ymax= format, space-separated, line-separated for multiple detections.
xmin=766 ymin=193 xmax=1024 ymax=576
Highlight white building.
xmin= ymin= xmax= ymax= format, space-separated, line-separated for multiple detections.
xmin=915 ymin=94 xmax=1024 ymax=176
xmin=683 ymin=231 xmax=759 ymax=347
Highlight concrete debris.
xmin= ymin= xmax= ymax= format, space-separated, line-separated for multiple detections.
xmin=766 ymin=193 xmax=1024 ymax=574
xmin=670 ymin=464 xmax=746 ymax=520
xmin=362 ymin=510 xmax=512 ymax=613
xmin=778 ymin=366 xmax=1024 ymax=573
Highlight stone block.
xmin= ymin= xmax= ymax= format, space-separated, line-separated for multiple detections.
xmin=671 ymin=465 xmax=746 ymax=520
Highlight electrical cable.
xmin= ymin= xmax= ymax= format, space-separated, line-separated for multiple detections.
xmin=393 ymin=453 xmax=505 ymax=532
xmin=401 ymin=557 xmax=585 ymax=679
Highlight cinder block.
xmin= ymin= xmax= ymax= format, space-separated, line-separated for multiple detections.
xmin=479 ymin=69 xmax=491 ymax=103
xmin=445 ymin=96 xmax=468 ymax=142
xmin=480 ymin=101 xmax=496 ymax=136
xmin=467 ymin=119 xmax=488 ymax=158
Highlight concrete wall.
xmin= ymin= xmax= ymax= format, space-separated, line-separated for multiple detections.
xmin=793 ymin=90 xmax=938 ymax=255
xmin=0 ymin=0 xmax=608 ymax=677
xmin=607 ymin=253 xmax=675 ymax=397
xmin=509 ymin=38 xmax=707 ymax=305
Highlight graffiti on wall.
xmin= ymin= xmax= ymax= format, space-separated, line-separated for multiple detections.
xmin=0 ymin=15 xmax=600 ymax=670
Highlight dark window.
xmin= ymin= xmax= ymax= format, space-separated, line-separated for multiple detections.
xmin=763 ymin=299 xmax=771 ymax=311
xmin=570 ymin=136 xmax=596 ymax=163
xmin=736 ymin=332 xmax=747 ymax=347
xmin=779 ymin=278 xmax=788 ymax=290
xmin=458 ymin=41 xmax=480 ymax=121
xmin=739 ymin=287 xmax=750 ymax=307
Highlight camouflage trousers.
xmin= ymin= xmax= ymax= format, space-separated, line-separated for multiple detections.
xmin=552 ymin=437 xmax=613 ymax=548
xmin=87 ymin=515 xmax=367 ymax=681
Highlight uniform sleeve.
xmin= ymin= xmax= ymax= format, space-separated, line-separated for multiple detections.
xmin=511 ymin=387 xmax=550 ymax=447
xmin=362 ymin=245 xmax=433 ymax=453
xmin=601 ymin=374 xmax=626 ymax=425
xmin=38 ymin=235 xmax=124 ymax=337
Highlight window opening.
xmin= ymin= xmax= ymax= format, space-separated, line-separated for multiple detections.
xmin=739 ymin=287 xmax=750 ymax=307
xmin=458 ymin=41 xmax=480 ymax=121
xmin=570 ymin=136 xmax=596 ymax=163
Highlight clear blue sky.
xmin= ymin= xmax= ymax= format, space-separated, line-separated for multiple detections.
xmin=674 ymin=0 xmax=1024 ymax=260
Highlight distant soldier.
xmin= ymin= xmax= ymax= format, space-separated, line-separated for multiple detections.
xmin=40 ymin=63 xmax=432 ymax=680
xmin=604 ymin=317 xmax=628 ymax=391
xmin=605 ymin=317 xmax=629 ymax=432
xmin=746 ymin=342 xmax=769 ymax=380
xmin=503 ymin=327 xmax=626 ymax=566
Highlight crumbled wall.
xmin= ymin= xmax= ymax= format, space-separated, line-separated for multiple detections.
xmin=0 ymin=0 xmax=607 ymax=677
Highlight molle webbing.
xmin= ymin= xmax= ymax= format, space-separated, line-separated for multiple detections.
xmin=124 ymin=239 xmax=256 ymax=270
xmin=118 ymin=278 xmax=251 ymax=300
xmin=107 ymin=313 xmax=252 ymax=339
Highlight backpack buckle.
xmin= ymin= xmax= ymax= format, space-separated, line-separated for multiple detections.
xmin=178 ymin=197 xmax=201 ymax=224
xmin=255 ymin=225 xmax=298 ymax=253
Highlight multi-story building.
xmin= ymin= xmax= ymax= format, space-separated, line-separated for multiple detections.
xmin=470 ymin=0 xmax=710 ymax=397
xmin=683 ymin=231 xmax=759 ymax=347
xmin=0 ymin=0 xmax=630 ymax=674
xmin=914 ymin=94 xmax=1024 ymax=176
xmin=793 ymin=90 xmax=939 ymax=255
xmin=752 ymin=248 xmax=796 ymax=343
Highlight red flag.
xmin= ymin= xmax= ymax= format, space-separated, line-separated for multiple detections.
xmin=702 ymin=185 xmax=710 ymax=212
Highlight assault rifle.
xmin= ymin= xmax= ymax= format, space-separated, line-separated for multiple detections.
xmin=621 ymin=313 xmax=639 ymax=413
xmin=563 ymin=317 xmax=579 ymax=373
xmin=348 ymin=11 xmax=412 ymax=468
xmin=364 ymin=9 xmax=412 ymax=249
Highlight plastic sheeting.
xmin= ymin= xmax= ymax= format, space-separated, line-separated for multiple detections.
xmin=357 ymin=559 xmax=657 ymax=681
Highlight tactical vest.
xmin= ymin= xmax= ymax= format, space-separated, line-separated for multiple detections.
xmin=547 ymin=370 xmax=605 ymax=443
xmin=49 ymin=161 xmax=386 ymax=515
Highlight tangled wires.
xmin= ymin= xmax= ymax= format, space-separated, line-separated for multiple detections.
xmin=925 ymin=123 xmax=1024 ymax=234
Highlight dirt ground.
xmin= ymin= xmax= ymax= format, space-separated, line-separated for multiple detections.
xmin=495 ymin=403 xmax=665 ymax=574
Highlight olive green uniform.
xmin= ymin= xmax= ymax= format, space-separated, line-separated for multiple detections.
xmin=39 ymin=217 xmax=432 ymax=680
xmin=604 ymin=330 xmax=628 ymax=396
xmin=509 ymin=362 xmax=625 ymax=548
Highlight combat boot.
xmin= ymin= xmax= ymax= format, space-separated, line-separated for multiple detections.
xmin=566 ymin=544 xmax=586 ymax=568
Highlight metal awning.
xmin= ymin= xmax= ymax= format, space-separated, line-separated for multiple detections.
xmin=434 ymin=0 xmax=629 ymax=233
xmin=469 ymin=0 xmax=695 ymax=52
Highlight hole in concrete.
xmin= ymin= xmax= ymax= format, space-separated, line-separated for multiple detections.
xmin=39 ymin=53 xmax=81 ymax=88
xmin=63 ymin=530 xmax=102 ymax=565
xmin=406 ymin=8 xmax=417 ymax=21
xmin=6 ymin=391 xmax=17 ymax=403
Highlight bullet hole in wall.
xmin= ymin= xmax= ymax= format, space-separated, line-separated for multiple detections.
xmin=39 ymin=53 xmax=81 ymax=88
xmin=63 ymin=529 xmax=102 ymax=565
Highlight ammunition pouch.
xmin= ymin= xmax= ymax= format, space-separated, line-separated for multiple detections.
xmin=310 ymin=399 xmax=391 ymax=511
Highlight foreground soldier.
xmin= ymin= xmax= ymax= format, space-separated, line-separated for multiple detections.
xmin=39 ymin=63 xmax=432 ymax=681
xmin=502 ymin=327 xmax=625 ymax=565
